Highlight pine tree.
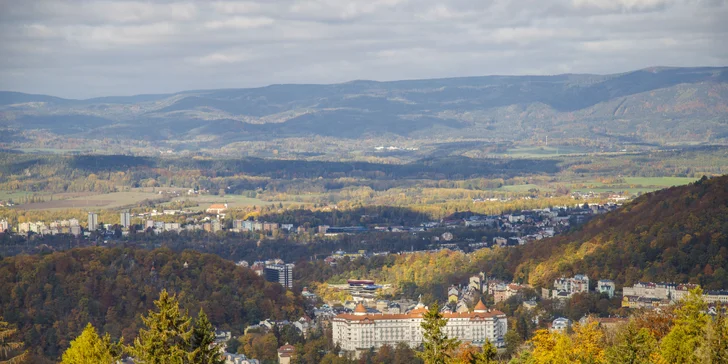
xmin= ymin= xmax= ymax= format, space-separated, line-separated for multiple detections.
xmin=417 ymin=302 xmax=460 ymax=364
xmin=0 ymin=318 xmax=26 ymax=364
xmin=61 ymin=323 xmax=121 ymax=364
xmin=604 ymin=321 xmax=657 ymax=364
xmin=189 ymin=309 xmax=223 ymax=364
xmin=129 ymin=289 xmax=192 ymax=364
xmin=472 ymin=340 xmax=498 ymax=363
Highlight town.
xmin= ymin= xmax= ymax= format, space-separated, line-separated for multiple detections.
xmin=1 ymin=202 xmax=620 ymax=246
xmin=3 ymin=200 xmax=727 ymax=362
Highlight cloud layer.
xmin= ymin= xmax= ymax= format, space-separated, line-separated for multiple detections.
xmin=1 ymin=0 xmax=726 ymax=98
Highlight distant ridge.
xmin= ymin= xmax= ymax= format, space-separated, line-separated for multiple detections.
xmin=1 ymin=66 xmax=727 ymax=147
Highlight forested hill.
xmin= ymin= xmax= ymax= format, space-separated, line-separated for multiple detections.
xmin=2 ymin=66 xmax=727 ymax=146
xmin=0 ymin=247 xmax=305 ymax=360
xmin=487 ymin=175 xmax=728 ymax=289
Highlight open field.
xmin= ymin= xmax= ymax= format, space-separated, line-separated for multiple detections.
xmin=623 ymin=177 xmax=698 ymax=187
xmin=15 ymin=191 xmax=164 ymax=211
xmin=499 ymin=184 xmax=550 ymax=192
xmin=498 ymin=146 xmax=593 ymax=158
xmin=0 ymin=191 xmax=45 ymax=202
xmin=177 ymin=194 xmax=302 ymax=211
xmin=570 ymin=177 xmax=698 ymax=195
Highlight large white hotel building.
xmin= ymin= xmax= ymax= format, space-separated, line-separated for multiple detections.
xmin=332 ymin=300 xmax=507 ymax=354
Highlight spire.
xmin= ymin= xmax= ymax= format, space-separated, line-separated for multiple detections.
xmin=474 ymin=299 xmax=487 ymax=313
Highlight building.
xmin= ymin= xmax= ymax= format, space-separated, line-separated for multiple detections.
xmin=551 ymin=317 xmax=571 ymax=332
xmin=550 ymin=274 xmax=590 ymax=298
xmin=448 ymin=286 xmax=460 ymax=303
xmin=621 ymin=295 xmax=670 ymax=309
xmin=251 ymin=262 xmax=265 ymax=276
xmin=263 ymin=222 xmax=279 ymax=232
xmin=164 ymin=222 xmax=181 ymax=232
xmin=332 ymin=300 xmax=507 ymax=355
xmin=70 ymin=225 xmax=82 ymax=237
xmin=522 ymin=300 xmax=538 ymax=310
xmin=223 ymin=353 xmax=260 ymax=364
xmin=704 ymin=290 xmax=728 ymax=304
xmin=492 ymin=237 xmax=507 ymax=247
xmin=87 ymin=212 xmax=98 ymax=231
xmin=277 ymin=344 xmax=295 ymax=364
xmin=120 ymin=212 xmax=131 ymax=228
xmin=206 ymin=203 xmax=228 ymax=215
xmin=212 ymin=219 xmax=222 ymax=233
xmin=469 ymin=274 xmax=484 ymax=292
xmin=264 ymin=264 xmax=295 ymax=289
xmin=623 ymin=282 xmax=698 ymax=303
xmin=597 ymin=280 xmax=616 ymax=298
xmin=0 ymin=219 xmax=9 ymax=233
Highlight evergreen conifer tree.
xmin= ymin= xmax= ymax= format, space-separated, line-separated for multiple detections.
xmin=417 ymin=303 xmax=459 ymax=364
xmin=604 ymin=321 xmax=657 ymax=364
xmin=472 ymin=340 xmax=498 ymax=363
xmin=0 ymin=318 xmax=26 ymax=364
xmin=189 ymin=309 xmax=224 ymax=364
xmin=129 ymin=289 xmax=192 ymax=364
xmin=61 ymin=323 xmax=121 ymax=364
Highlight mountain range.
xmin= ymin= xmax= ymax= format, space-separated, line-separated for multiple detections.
xmin=1 ymin=66 xmax=727 ymax=149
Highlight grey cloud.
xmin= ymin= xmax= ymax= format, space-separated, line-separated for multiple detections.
xmin=0 ymin=0 xmax=726 ymax=98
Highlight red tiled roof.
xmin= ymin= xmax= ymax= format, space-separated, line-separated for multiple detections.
xmin=334 ymin=309 xmax=505 ymax=322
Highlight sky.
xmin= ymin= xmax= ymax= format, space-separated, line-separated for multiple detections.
xmin=0 ymin=0 xmax=727 ymax=99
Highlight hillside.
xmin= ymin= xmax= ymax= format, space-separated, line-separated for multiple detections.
xmin=1 ymin=66 xmax=727 ymax=149
xmin=477 ymin=175 xmax=728 ymax=289
xmin=300 ymin=175 xmax=728 ymax=301
xmin=0 ymin=247 xmax=304 ymax=359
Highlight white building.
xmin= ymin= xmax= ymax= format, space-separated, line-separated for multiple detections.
xmin=551 ymin=317 xmax=571 ymax=332
xmin=120 ymin=212 xmax=131 ymax=228
xmin=551 ymin=274 xmax=590 ymax=298
xmin=332 ymin=300 xmax=507 ymax=355
xmin=164 ymin=222 xmax=181 ymax=232
xmin=87 ymin=212 xmax=98 ymax=231
xmin=704 ymin=290 xmax=728 ymax=304
xmin=623 ymin=282 xmax=698 ymax=302
xmin=0 ymin=219 xmax=9 ymax=232
xmin=597 ymin=280 xmax=616 ymax=298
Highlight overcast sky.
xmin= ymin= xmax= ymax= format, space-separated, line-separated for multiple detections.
xmin=1 ymin=0 xmax=727 ymax=99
